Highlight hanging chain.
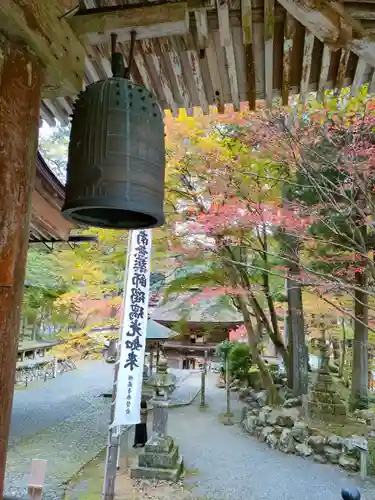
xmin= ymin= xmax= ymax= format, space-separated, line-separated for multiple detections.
xmin=110 ymin=31 xmax=137 ymax=80
xmin=124 ymin=31 xmax=137 ymax=79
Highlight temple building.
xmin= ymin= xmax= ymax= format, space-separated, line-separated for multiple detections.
xmin=151 ymin=292 xmax=243 ymax=369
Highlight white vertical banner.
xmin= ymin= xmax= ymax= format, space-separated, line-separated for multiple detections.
xmin=113 ymin=229 xmax=152 ymax=427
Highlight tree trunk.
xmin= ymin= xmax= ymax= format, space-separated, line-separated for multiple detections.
xmin=282 ymin=195 xmax=308 ymax=396
xmin=259 ymin=226 xmax=290 ymax=372
xmin=338 ymin=318 xmax=346 ymax=379
xmin=286 ymin=267 xmax=308 ymax=396
xmin=350 ymin=268 xmax=368 ymax=410
xmin=238 ymin=297 xmax=281 ymax=405
xmin=350 ymin=186 xmax=369 ymax=411
xmin=250 ymin=296 xmax=289 ymax=367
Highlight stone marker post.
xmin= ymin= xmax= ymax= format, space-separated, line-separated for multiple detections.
xmin=131 ymin=357 xmax=183 ymax=481
xmin=200 ymin=350 xmax=208 ymax=408
xmin=226 ymin=355 xmax=231 ymax=415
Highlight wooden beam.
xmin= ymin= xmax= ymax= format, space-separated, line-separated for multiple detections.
xmin=350 ymin=40 xmax=375 ymax=69
xmin=264 ymin=0 xmax=275 ymax=108
xmin=335 ymin=48 xmax=350 ymax=94
xmin=206 ymin=36 xmax=225 ymax=113
xmin=0 ymin=0 xmax=84 ymax=97
xmin=351 ymin=58 xmax=367 ymax=97
xmin=241 ymin=0 xmax=256 ymax=110
xmin=282 ymin=13 xmax=296 ymax=106
xmin=276 ymin=0 xmax=375 ymax=69
xmin=57 ymin=96 xmax=73 ymax=118
xmin=40 ymin=103 xmax=56 ymax=128
xmin=186 ymin=49 xmax=210 ymax=114
xmin=345 ymin=6 xmax=375 ymax=21
xmin=217 ymin=0 xmax=240 ymax=111
xmin=133 ymin=41 xmax=158 ymax=96
xmin=43 ymin=99 xmax=69 ymax=126
xmin=0 ymin=34 xmax=43 ymax=498
xmin=276 ymin=0 xmax=340 ymax=43
xmin=328 ymin=2 xmax=365 ymax=38
xmin=159 ymin=37 xmax=194 ymax=116
xmin=141 ymin=39 xmax=179 ymax=116
xmin=317 ymin=44 xmax=331 ymax=102
xmin=299 ymin=30 xmax=314 ymax=107
xmin=195 ymin=8 xmax=209 ymax=50
xmin=69 ymin=3 xmax=190 ymax=45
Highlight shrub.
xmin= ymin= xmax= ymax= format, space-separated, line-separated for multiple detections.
xmin=228 ymin=342 xmax=252 ymax=380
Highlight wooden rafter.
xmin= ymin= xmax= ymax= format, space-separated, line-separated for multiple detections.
xmin=242 ymin=0 xmax=256 ymax=110
xmin=317 ymin=44 xmax=332 ymax=102
xmin=282 ymin=13 xmax=296 ymax=106
xmin=276 ymin=0 xmax=340 ymax=43
xmin=194 ymin=8 xmax=209 ymax=51
xmin=299 ymin=30 xmax=314 ymax=106
xmin=335 ymin=48 xmax=350 ymax=94
xmin=350 ymin=58 xmax=367 ymax=96
xmin=276 ymin=0 xmax=375 ymax=68
xmin=141 ymin=38 xmax=179 ymax=116
xmin=159 ymin=36 xmax=194 ymax=115
xmin=205 ymin=36 xmax=225 ymax=113
xmin=264 ymin=0 xmax=275 ymax=108
xmin=217 ymin=0 xmax=240 ymax=111
xmin=133 ymin=41 xmax=159 ymax=97
xmin=185 ymin=48 xmax=210 ymax=114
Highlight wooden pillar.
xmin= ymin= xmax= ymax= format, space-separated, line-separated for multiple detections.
xmin=0 ymin=34 xmax=43 ymax=497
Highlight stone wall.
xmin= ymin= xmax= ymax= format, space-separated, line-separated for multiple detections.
xmin=240 ymin=388 xmax=365 ymax=473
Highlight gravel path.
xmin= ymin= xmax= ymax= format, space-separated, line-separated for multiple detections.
xmin=168 ymin=374 xmax=375 ymax=500
xmin=10 ymin=360 xmax=113 ymax=444
xmin=6 ymin=361 xmax=115 ymax=499
xmin=5 ymin=362 xmax=199 ymax=499
xmin=170 ymin=371 xmax=201 ymax=406
xmin=6 ymin=396 xmax=112 ymax=499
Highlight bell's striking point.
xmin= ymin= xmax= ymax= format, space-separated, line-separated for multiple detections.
xmin=62 ymin=43 xmax=165 ymax=230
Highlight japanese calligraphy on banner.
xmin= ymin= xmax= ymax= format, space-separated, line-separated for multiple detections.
xmin=113 ymin=229 xmax=152 ymax=427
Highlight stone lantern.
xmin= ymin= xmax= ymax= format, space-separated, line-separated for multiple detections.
xmin=131 ymin=356 xmax=183 ymax=481
xmin=148 ymin=355 xmax=176 ymax=400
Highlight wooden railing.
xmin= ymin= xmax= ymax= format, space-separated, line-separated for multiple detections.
xmin=15 ymin=358 xmax=76 ymax=387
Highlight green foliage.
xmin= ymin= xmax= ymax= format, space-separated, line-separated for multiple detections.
xmin=39 ymin=124 xmax=70 ymax=184
xmin=228 ymin=342 xmax=252 ymax=380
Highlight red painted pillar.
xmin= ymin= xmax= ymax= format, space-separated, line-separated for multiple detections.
xmin=0 ymin=34 xmax=43 ymax=496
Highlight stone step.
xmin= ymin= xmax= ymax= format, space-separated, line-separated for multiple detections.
xmin=130 ymin=456 xmax=184 ymax=482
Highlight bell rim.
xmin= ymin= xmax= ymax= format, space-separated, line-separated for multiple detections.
xmin=61 ymin=202 xmax=165 ymax=230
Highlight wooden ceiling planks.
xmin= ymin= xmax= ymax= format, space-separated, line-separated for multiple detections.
xmin=40 ymin=0 xmax=375 ymax=125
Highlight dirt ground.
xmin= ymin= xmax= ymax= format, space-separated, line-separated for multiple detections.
xmin=116 ymin=472 xmax=196 ymax=500
xmin=65 ymin=446 xmax=199 ymax=500
xmin=115 ymin=450 xmax=199 ymax=500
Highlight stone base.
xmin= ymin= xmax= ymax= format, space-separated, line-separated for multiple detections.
xmin=145 ymin=435 xmax=173 ymax=454
xmin=131 ymin=456 xmax=184 ymax=482
xmin=305 ymin=369 xmax=347 ymax=424
xmin=131 ymin=436 xmax=184 ymax=482
xmin=139 ymin=445 xmax=180 ymax=469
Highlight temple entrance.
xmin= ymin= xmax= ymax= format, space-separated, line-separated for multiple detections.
xmin=182 ymin=358 xmax=196 ymax=370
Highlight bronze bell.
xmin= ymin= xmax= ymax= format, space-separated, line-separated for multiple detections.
xmin=62 ymin=53 xmax=165 ymax=229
